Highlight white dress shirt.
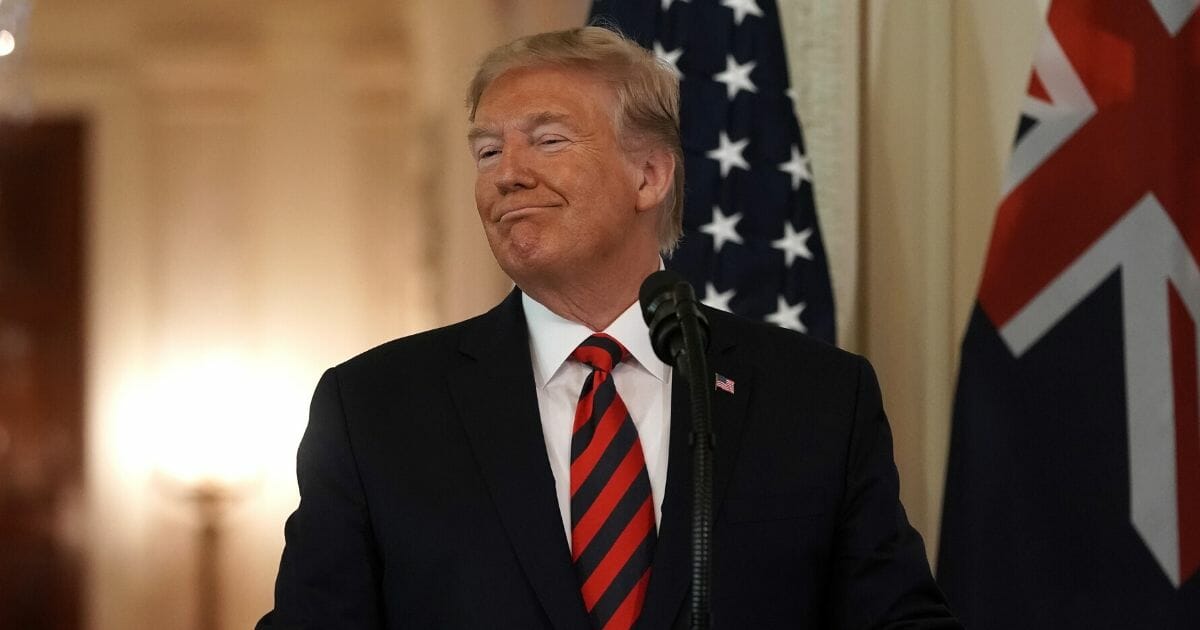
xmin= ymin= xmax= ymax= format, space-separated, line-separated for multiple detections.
xmin=522 ymin=293 xmax=673 ymax=551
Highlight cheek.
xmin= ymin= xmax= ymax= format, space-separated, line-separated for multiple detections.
xmin=474 ymin=179 xmax=491 ymax=218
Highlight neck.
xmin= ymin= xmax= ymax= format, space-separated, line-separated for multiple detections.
xmin=520 ymin=253 xmax=659 ymax=331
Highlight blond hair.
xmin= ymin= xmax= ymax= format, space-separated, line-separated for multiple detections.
xmin=466 ymin=26 xmax=684 ymax=253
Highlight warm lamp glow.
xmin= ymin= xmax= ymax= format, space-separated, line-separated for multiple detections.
xmin=0 ymin=30 xmax=15 ymax=57
xmin=131 ymin=351 xmax=297 ymax=488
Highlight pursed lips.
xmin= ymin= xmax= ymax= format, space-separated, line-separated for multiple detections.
xmin=495 ymin=203 xmax=562 ymax=222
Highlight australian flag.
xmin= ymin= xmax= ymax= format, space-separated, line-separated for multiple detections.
xmin=937 ymin=2 xmax=1200 ymax=628
xmin=590 ymin=0 xmax=836 ymax=344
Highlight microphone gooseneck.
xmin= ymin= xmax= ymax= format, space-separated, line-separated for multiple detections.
xmin=638 ymin=270 xmax=714 ymax=630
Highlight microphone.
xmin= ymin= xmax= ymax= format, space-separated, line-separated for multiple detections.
xmin=638 ymin=270 xmax=710 ymax=376
xmin=639 ymin=269 xmax=715 ymax=630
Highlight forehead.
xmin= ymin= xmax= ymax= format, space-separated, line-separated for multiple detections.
xmin=473 ymin=65 xmax=618 ymax=129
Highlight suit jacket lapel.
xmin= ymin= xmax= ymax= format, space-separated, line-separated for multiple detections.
xmin=449 ymin=290 xmax=591 ymax=630
xmin=638 ymin=311 xmax=752 ymax=628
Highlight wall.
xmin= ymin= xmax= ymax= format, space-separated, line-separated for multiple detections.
xmin=25 ymin=1 xmax=585 ymax=628
xmin=779 ymin=0 xmax=1045 ymax=561
xmin=861 ymin=0 xmax=1046 ymax=559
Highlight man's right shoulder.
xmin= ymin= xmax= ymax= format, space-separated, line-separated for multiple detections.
xmin=335 ymin=311 xmax=488 ymax=377
xmin=328 ymin=288 xmax=525 ymax=385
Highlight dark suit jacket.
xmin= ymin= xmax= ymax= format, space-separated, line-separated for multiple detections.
xmin=258 ymin=290 xmax=961 ymax=629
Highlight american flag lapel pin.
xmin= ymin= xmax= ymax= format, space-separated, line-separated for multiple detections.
xmin=714 ymin=373 xmax=735 ymax=395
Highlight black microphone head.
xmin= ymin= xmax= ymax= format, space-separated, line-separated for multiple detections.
xmin=671 ymin=280 xmax=710 ymax=346
xmin=639 ymin=270 xmax=688 ymax=365
xmin=639 ymin=269 xmax=687 ymax=324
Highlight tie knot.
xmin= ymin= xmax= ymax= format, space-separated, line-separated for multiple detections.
xmin=571 ymin=333 xmax=629 ymax=373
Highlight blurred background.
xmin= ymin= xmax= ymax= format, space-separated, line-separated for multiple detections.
xmin=0 ymin=0 xmax=1044 ymax=628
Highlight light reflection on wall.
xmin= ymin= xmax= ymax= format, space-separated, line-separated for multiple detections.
xmin=0 ymin=0 xmax=31 ymax=115
xmin=0 ymin=30 xmax=16 ymax=56
xmin=119 ymin=350 xmax=309 ymax=489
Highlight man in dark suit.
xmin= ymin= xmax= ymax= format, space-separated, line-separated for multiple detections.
xmin=259 ymin=26 xmax=960 ymax=629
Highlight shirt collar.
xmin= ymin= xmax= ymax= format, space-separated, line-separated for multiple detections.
xmin=523 ymin=292 xmax=669 ymax=390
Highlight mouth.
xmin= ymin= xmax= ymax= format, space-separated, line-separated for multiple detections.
xmin=495 ymin=204 xmax=560 ymax=223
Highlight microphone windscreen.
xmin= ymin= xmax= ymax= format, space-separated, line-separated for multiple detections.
xmin=639 ymin=269 xmax=688 ymax=324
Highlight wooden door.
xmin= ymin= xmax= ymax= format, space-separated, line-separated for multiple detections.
xmin=0 ymin=118 xmax=85 ymax=629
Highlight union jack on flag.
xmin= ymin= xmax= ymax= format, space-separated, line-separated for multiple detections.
xmin=939 ymin=2 xmax=1200 ymax=627
xmin=590 ymin=0 xmax=836 ymax=345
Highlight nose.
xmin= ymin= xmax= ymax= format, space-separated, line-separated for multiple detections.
xmin=494 ymin=144 xmax=536 ymax=194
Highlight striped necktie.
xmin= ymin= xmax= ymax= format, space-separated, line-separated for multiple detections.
xmin=569 ymin=333 xmax=656 ymax=630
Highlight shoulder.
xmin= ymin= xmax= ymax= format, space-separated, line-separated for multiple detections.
xmin=704 ymin=306 xmax=879 ymax=431
xmin=705 ymin=306 xmax=867 ymax=378
xmin=328 ymin=290 xmax=522 ymax=394
xmin=334 ymin=317 xmax=482 ymax=393
xmin=338 ymin=316 xmax=478 ymax=374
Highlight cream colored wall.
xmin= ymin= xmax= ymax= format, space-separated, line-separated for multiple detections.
xmin=26 ymin=1 xmax=585 ymax=628
xmin=18 ymin=0 xmax=1052 ymax=627
xmin=781 ymin=0 xmax=1045 ymax=563
xmin=861 ymin=0 xmax=1045 ymax=561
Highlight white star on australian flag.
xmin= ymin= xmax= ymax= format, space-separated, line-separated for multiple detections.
xmin=590 ymin=0 xmax=837 ymax=344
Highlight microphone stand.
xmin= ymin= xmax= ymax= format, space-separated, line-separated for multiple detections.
xmin=673 ymin=283 xmax=714 ymax=630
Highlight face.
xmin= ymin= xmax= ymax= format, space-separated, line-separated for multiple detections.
xmin=469 ymin=65 xmax=661 ymax=290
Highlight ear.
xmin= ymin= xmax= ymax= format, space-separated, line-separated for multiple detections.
xmin=633 ymin=147 xmax=676 ymax=214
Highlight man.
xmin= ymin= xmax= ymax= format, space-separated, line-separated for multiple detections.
xmin=259 ymin=27 xmax=960 ymax=629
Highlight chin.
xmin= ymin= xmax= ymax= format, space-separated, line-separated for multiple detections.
xmin=498 ymin=246 xmax=583 ymax=291
xmin=500 ymin=254 xmax=553 ymax=281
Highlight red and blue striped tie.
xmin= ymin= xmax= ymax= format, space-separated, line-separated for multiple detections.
xmin=570 ymin=333 xmax=656 ymax=630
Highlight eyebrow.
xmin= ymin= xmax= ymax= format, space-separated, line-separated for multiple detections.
xmin=466 ymin=125 xmax=494 ymax=144
xmin=467 ymin=111 xmax=573 ymax=144
xmin=527 ymin=111 xmax=570 ymax=129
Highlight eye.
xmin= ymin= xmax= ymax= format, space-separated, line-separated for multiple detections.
xmin=476 ymin=147 xmax=501 ymax=161
xmin=538 ymin=135 xmax=567 ymax=148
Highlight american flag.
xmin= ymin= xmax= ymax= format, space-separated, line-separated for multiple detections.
xmin=590 ymin=0 xmax=836 ymax=344
xmin=714 ymin=372 xmax=735 ymax=394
